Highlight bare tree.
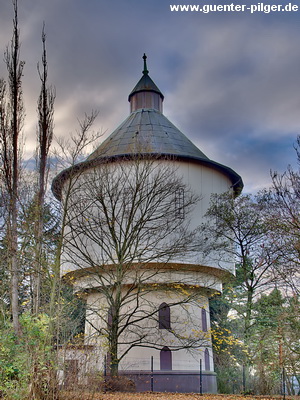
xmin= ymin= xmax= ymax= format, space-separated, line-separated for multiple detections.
xmin=60 ymin=156 xmax=212 ymax=376
xmin=0 ymin=0 xmax=25 ymax=336
xmin=49 ymin=111 xmax=101 ymax=336
xmin=203 ymin=192 xmax=280 ymax=340
xmin=203 ymin=192 xmax=283 ymax=392
xmin=269 ymin=157 xmax=300 ymax=296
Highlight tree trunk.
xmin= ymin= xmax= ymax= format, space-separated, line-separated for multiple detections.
xmin=5 ymin=0 xmax=24 ymax=337
xmin=109 ymin=338 xmax=119 ymax=377
xmin=10 ymin=205 xmax=21 ymax=335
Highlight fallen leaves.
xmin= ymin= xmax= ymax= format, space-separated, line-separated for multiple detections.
xmin=60 ymin=392 xmax=300 ymax=400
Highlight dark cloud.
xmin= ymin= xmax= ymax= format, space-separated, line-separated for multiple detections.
xmin=0 ymin=0 xmax=300 ymax=193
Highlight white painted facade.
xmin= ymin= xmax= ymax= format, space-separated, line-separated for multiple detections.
xmin=83 ymin=287 xmax=212 ymax=371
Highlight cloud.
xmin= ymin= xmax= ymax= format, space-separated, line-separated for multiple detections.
xmin=0 ymin=0 xmax=300 ymax=192
xmin=163 ymin=18 xmax=300 ymax=190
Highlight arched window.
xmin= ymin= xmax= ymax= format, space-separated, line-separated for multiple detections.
xmin=160 ymin=346 xmax=172 ymax=370
xmin=202 ymin=308 xmax=208 ymax=332
xmin=159 ymin=303 xmax=171 ymax=329
xmin=204 ymin=348 xmax=210 ymax=371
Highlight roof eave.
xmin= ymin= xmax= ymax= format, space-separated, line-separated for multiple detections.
xmin=51 ymin=153 xmax=243 ymax=201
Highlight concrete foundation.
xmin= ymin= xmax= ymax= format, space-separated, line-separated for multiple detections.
xmin=122 ymin=370 xmax=217 ymax=393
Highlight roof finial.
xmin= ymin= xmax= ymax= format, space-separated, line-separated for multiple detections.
xmin=143 ymin=53 xmax=149 ymax=75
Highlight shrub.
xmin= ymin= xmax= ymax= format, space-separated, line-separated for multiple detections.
xmin=0 ymin=313 xmax=59 ymax=400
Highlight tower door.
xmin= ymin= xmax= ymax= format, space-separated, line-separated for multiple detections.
xmin=160 ymin=346 xmax=172 ymax=370
xmin=205 ymin=348 xmax=210 ymax=371
xmin=64 ymin=359 xmax=79 ymax=387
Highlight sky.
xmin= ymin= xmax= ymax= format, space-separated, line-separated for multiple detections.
xmin=1 ymin=0 xmax=300 ymax=194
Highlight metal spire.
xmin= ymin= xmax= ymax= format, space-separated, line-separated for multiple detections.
xmin=143 ymin=53 xmax=149 ymax=75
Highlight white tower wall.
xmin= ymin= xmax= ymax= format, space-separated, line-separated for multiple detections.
xmin=52 ymin=56 xmax=243 ymax=393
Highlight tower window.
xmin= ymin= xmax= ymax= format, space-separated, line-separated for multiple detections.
xmin=159 ymin=303 xmax=171 ymax=329
xmin=160 ymin=346 xmax=172 ymax=370
xmin=202 ymin=308 xmax=208 ymax=332
xmin=175 ymin=187 xmax=185 ymax=219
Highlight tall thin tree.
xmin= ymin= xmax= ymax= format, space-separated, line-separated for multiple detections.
xmin=33 ymin=23 xmax=55 ymax=315
xmin=0 ymin=0 xmax=25 ymax=336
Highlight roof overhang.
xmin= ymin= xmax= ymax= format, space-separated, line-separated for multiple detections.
xmin=52 ymin=152 xmax=243 ymax=201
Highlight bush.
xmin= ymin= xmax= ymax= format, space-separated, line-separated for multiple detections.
xmin=87 ymin=373 xmax=135 ymax=393
xmin=0 ymin=313 xmax=59 ymax=400
xmin=102 ymin=376 xmax=136 ymax=392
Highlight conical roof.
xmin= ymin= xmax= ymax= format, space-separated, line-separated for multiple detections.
xmin=52 ymin=56 xmax=243 ymax=200
xmin=87 ymin=109 xmax=208 ymax=161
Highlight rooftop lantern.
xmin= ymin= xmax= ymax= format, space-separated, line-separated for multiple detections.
xmin=128 ymin=54 xmax=164 ymax=113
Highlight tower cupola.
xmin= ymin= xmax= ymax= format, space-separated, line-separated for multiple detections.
xmin=128 ymin=54 xmax=164 ymax=113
